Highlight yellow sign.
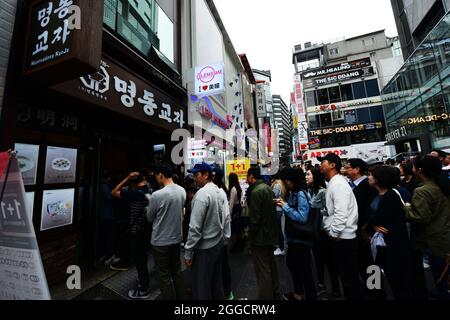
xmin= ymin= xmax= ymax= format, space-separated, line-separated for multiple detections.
xmin=226 ymin=158 xmax=251 ymax=182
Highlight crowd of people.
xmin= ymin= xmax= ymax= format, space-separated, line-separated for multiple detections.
xmin=98 ymin=148 xmax=450 ymax=300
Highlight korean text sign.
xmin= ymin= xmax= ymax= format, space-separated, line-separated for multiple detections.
xmin=24 ymin=0 xmax=103 ymax=84
xmin=51 ymin=56 xmax=187 ymax=131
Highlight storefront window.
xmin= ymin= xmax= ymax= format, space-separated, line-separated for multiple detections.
xmin=328 ymin=86 xmax=342 ymax=103
xmin=365 ymin=79 xmax=380 ymax=97
xmin=352 ymin=81 xmax=367 ymax=99
xmin=305 ymin=91 xmax=317 ymax=107
xmin=317 ymin=88 xmax=330 ymax=105
xmin=340 ymin=83 xmax=354 ymax=102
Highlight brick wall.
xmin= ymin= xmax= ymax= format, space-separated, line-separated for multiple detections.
xmin=0 ymin=0 xmax=17 ymax=116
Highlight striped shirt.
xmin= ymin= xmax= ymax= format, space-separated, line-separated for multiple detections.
xmin=121 ymin=186 xmax=150 ymax=234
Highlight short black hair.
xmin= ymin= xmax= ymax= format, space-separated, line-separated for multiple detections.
xmin=347 ymin=158 xmax=368 ymax=176
xmin=154 ymin=164 xmax=173 ymax=178
xmin=370 ymin=165 xmax=399 ymax=190
xmin=284 ymin=168 xmax=307 ymax=192
xmin=247 ymin=166 xmax=261 ymax=180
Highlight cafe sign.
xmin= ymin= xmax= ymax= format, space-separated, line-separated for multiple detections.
xmin=24 ymin=0 xmax=103 ymax=84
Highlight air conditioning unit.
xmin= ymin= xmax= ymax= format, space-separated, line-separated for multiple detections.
xmin=294 ymin=44 xmax=302 ymax=51
xmin=304 ymin=42 xmax=312 ymax=49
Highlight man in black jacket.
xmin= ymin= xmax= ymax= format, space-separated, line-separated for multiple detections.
xmin=345 ymin=159 xmax=383 ymax=299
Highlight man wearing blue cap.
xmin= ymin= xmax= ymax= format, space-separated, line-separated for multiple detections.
xmin=184 ymin=162 xmax=228 ymax=300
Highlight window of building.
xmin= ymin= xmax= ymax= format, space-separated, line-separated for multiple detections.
xmin=369 ymin=105 xmax=384 ymax=122
xmin=365 ymin=79 xmax=380 ymax=97
xmin=319 ymin=113 xmax=332 ymax=127
xmin=340 ymin=83 xmax=354 ymax=102
xmin=362 ymin=38 xmax=374 ymax=46
xmin=357 ymin=107 xmax=371 ymax=123
xmin=328 ymin=86 xmax=342 ymax=103
xmin=305 ymin=91 xmax=317 ymax=107
xmin=344 ymin=110 xmax=357 ymax=124
xmin=329 ymin=48 xmax=339 ymax=55
xmin=352 ymin=81 xmax=367 ymax=100
xmin=317 ymin=88 xmax=330 ymax=105
xmin=332 ymin=110 xmax=345 ymax=126
xmin=103 ymin=0 xmax=175 ymax=63
xmin=309 ymin=115 xmax=320 ymax=129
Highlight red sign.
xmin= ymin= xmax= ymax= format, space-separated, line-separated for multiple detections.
xmin=0 ymin=152 xmax=9 ymax=179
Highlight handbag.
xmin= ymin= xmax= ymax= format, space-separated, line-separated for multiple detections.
xmin=284 ymin=191 xmax=321 ymax=242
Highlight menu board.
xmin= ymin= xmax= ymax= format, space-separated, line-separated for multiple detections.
xmin=25 ymin=192 xmax=35 ymax=220
xmin=14 ymin=143 xmax=39 ymax=185
xmin=0 ymin=155 xmax=51 ymax=300
xmin=40 ymin=189 xmax=74 ymax=231
xmin=44 ymin=147 xmax=77 ymax=184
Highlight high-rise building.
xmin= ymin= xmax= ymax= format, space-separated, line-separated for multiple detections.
xmin=293 ymin=30 xmax=400 ymax=164
xmin=272 ymin=95 xmax=293 ymax=164
xmin=391 ymin=0 xmax=450 ymax=59
xmin=382 ymin=7 xmax=450 ymax=155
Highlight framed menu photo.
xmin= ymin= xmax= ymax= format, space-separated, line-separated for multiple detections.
xmin=15 ymin=143 xmax=40 ymax=185
xmin=40 ymin=189 xmax=75 ymax=231
xmin=25 ymin=192 xmax=35 ymax=219
xmin=44 ymin=146 xmax=77 ymax=184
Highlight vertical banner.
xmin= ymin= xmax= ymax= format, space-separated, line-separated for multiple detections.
xmin=0 ymin=152 xmax=51 ymax=300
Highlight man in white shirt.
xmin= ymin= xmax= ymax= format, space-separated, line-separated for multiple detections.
xmin=319 ymin=153 xmax=367 ymax=300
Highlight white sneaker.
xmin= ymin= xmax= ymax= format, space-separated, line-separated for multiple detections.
xmin=423 ymin=262 xmax=431 ymax=270
xmin=274 ymin=248 xmax=285 ymax=256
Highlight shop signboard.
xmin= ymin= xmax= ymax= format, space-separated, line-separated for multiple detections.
xmin=303 ymin=67 xmax=375 ymax=89
xmin=307 ymin=96 xmax=382 ymax=114
xmin=227 ymin=158 xmax=251 ymax=183
xmin=14 ymin=144 xmax=40 ymax=186
xmin=309 ymin=122 xmax=383 ymax=136
xmin=255 ymin=83 xmax=267 ymax=118
xmin=305 ymin=146 xmax=352 ymax=164
xmin=0 ymin=153 xmax=51 ymax=300
xmin=24 ymin=0 xmax=103 ymax=84
xmin=40 ymin=188 xmax=75 ymax=231
xmin=52 ymin=56 xmax=187 ymax=132
xmin=44 ymin=146 xmax=77 ymax=184
xmin=195 ymin=62 xmax=225 ymax=96
xmin=302 ymin=57 xmax=371 ymax=80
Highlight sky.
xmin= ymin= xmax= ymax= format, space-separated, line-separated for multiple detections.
xmin=214 ymin=0 xmax=398 ymax=104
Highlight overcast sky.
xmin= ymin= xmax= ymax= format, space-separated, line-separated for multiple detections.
xmin=214 ymin=0 xmax=398 ymax=104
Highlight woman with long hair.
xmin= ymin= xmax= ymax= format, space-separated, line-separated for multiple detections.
xmin=405 ymin=155 xmax=450 ymax=299
xmin=276 ymin=168 xmax=317 ymax=301
xmin=306 ymin=168 xmax=340 ymax=299
xmin=367 ymin=165 xmax=414 ymax=299
xmin=399 ymin=160 xmax=419 ymax=196
xmin=228 ymin=173 xmax=243 ymax=250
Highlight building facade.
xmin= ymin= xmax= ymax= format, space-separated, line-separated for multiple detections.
xmin=253 ymin=69 xmax=275 ymax=164
xmin=181 ymin=0 xmax=257 ymax=168
xmin=272 ymin=95 xmax=293 ymax=164
xmin=293 ymin=30 xmax=399 ymax=163
xmin=383 ymin=11 xmax=450 ymax=155
xmin=0 ymin=0 xmax=19 ymax=144
xmin=1 ymin=0 xmax=186 ymax=284
xmin=391 ymin=0 xmax=450 ymax=59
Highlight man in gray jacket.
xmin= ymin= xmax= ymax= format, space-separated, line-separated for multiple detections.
xmin=184 ymin=162 xmax=228 ymax=300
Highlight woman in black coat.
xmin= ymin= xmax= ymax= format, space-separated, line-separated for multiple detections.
xmin=367 ymin=165 xmax=414 ymax=300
